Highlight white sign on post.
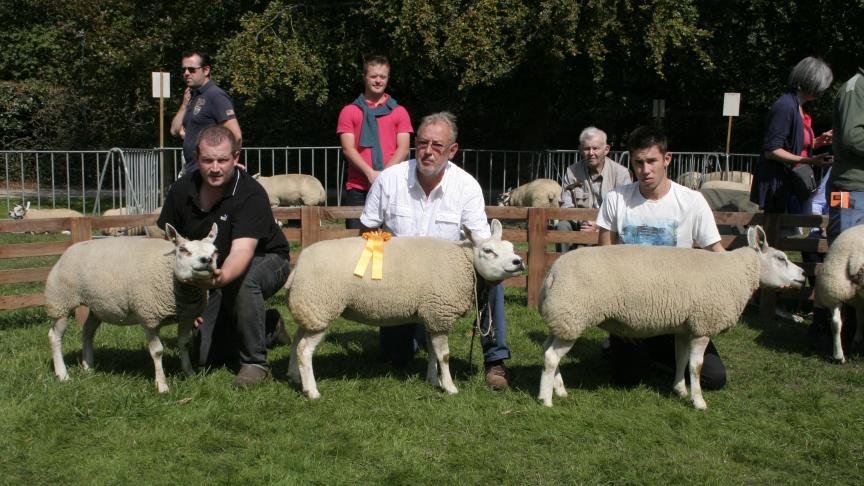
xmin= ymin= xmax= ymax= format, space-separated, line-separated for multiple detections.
xmin=723 ymin=92 xmax=740 ymax=117
xmin=151 ymin=72 xmax=170 ymax=98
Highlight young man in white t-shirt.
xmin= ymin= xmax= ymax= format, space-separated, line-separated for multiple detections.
xmin=596 ymin=126 xmax=727 ymax=390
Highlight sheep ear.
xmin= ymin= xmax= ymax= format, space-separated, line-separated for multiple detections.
xmin=490 ymin=219 xmax=503 ymax=240
xmin=165 ymin=224 xmax=185 ymax=245
xmin=252 ymin=173 xmax=260 ymax=180
xmin=747 ymin=225 xmax=766 ymax=252
xmin=204 ymin=223 xmax=218 ymax=244
xmin=757 ymin=226 xmax=769 ymax=251
xmin=24 ymin=201 xmax=30 ymax=211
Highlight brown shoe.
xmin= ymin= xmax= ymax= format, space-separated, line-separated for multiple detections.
xmin=485 ymin=361 xmax=509 ymax=390
xmin=233 ymin=364 xmax=270 ymax=388
xmin=265 ymin=309 xmax=291 ymax=349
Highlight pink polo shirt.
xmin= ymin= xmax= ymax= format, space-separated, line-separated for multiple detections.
xmin=336 ymin=94 xmax=413 ymax=191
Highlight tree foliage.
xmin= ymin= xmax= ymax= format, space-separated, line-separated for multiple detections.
xmin=1 ymin=0 xmax=862 ymax=151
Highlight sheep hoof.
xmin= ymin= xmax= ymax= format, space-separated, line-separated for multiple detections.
xmin=539 ymin=396 xmax=553 ymax=407
xmin=57 ymin=373 xmax=70 ymax=382
xmin=443 ymin=386 xmax=458 ymax=395
xmin=672 ymin=383 xmax=688 ymax=398
xmin=305 ymin=390 xmax=321 ymax=400
xmin=692 ymin=398 xmax=707 ymax=411
xmin=156 ymin=383 xmax=170 ymax=394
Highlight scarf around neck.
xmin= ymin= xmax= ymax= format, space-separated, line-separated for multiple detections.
xmin=353 ymin=94 xmax=399 ymax=170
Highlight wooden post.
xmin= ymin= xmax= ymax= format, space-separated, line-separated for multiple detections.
xmin=159 ymin=72 xmax=165 ymax=206
xmin=526 ymin=207 xmax=547 ymax=309
xmin=759 ymin=213 xmax=780 ymax=320
xmin=301 ymin=206 xmax=321 ymax=249
xmin=725 ymin=116 xmax=733 ymax=154
xmin=70 ymin=217 xmax=92 ymax=325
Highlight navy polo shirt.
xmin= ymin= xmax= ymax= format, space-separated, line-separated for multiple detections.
xmin=157 ymin=169 xmax=288 ymax=266
xmin=182 ymin=80 xmax=237 ymax=171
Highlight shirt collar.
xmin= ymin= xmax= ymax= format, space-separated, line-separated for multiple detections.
xmin=363 ymin=92 xmax=390 ymax=107
xmin=188 ymin=168 xmax=242 ymax=208
xmin=193 ymin=79 xmax=213 ymax=96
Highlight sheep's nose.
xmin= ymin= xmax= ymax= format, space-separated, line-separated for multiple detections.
xmin=200 ymin=256 xmax=212 ymax=265
xmin=514 ymin=258 xmax=524 ymax=269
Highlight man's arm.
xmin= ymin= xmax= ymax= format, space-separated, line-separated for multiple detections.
xmin=598 ymin=228 xmax=617 ymax=245
xmin=170 ymin=88 xmax=191 ymax=138
xmin=203 ymin=237 xmax=257 ymax=288
xmin=838 ymin=87 xmax=864 ymax=158
xmin=704 ymin=241 xmax=726 ymax=252
xmin=359 ymin=175 xmax=385 ymax=230
xmin=340 ymin=132 xmax=378 ymax=184
xmin=386 ymin=132 xmax=411 ymax=166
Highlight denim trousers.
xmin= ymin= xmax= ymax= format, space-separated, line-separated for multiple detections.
xmin=344 ymin=188 xmax=368 ymax=230
xmin=196 ymin=253 xmax=291 ymax=368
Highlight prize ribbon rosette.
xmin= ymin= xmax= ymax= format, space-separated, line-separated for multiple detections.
xmin=353 ymin=230 xmax=391 ymax=280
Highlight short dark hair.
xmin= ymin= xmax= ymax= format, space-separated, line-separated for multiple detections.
xmin=195 ymin=125 xmax=240 ymax=158
xmin=363 ymin=55 xmax=389 ymax=75
xmin=181 ymin=49 xmax=212 ymax=68
xmin=627 ymin=125 xmax=668 ymax=154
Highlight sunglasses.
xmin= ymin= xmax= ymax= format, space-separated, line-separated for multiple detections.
xmin=182 ymin=66 xmax=204 ymax=73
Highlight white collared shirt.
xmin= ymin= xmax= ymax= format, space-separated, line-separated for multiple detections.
xmin=360 ymin=159 xmax=491 ymax=241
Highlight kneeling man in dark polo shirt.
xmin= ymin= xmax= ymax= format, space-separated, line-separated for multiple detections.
xmin=158 ymin=125 xmax=291 ymax=387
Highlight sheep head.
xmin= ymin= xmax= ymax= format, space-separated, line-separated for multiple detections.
xmin=8 ymin=201 xmax=29 ymax=219
xmin=165 ymin=223 xmax=219 ymax=283
xmin=747 ymin=225 xmax=806 ymax=289
xmin=497 ymin=191 xmax=512 ymax=207
xmin=464 ymin=219 xmax=524 ymax=284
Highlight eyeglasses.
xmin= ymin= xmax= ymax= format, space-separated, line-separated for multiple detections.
xmin=182 ymin=66 xmax=203 ymax=73
xmin=416 ymin=139 xmax=452 ymax=153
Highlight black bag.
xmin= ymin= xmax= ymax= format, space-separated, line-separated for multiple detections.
xmin=787 ymin=163 xmax=817 ymax=204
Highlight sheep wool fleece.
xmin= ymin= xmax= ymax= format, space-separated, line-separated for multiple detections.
xmin=815 ymin=223 xmax=864 ymax=308
xmin=288 ymin=236 xmax=477 ymax=333
xmin=44 ymin=238 xmax=203 ymax=325
xmin=540 ymin=244 xmax=760 ymax=341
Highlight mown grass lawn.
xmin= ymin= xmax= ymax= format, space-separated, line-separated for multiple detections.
xmin=1 ymin=288 xmax=862 ymax=485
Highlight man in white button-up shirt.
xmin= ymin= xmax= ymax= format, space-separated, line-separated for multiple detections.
xmin=360 ymin=111 xmax=511 ymax=389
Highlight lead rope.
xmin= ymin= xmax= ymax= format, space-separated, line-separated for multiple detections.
xmin=468 ymin=275 xmax=494 ymax=375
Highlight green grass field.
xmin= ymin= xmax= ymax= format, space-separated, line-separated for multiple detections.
xmin=1 ymin=288 xmax=862 ymax=484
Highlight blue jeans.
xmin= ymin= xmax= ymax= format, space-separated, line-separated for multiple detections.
xmin=827 ymin=189 xmax=864 ymax=244
xmin=195 ymin=253 xmax=291 ymax=368
xmin=379 ymin=283 xmax=510 ymax=365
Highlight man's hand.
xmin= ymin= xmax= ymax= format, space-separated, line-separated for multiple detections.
xmin=186 ymin=268 xmax=223 ymax=290
xmin=367 ymin=169 xmax=381 ymax=184
xmin=181 ymin=87 xmax=191 ymax=107
xmin=579 ymin=220 xmax=599 ymax=232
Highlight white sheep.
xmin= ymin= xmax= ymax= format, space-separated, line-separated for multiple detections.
xmin=252 ymin=173 xmax=327 ymax=207
xmin=814 ymin=224 xmax=864 ymax=363
xmin=8 ymin=201 xmax=83 ymax=220
xmin=100 ymin=206 xmax=163 ymax=237
xmin=286 ymin=219 xmax=524 ymax=399
xmin=675 ymin=171 xmax=703 ymax=189
xmin=538 ymin=226 xmax=805 ymax=410
xmin=498 ymin=178 xmax=562 ymax=208
xmin=702 ymin=170 xmax=753 ymax=189
xmin=45 ymin=223 xmax=218 ymax=393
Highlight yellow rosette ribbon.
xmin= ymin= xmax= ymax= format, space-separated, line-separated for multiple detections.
xmin=353 ymin=230 xmax=392 ymax=280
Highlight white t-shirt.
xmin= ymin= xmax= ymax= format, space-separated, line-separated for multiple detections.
xmin=360 ymin=159 xmax=491 ymax=241
xmin=596 ymin=181 xmax=721 ymax=248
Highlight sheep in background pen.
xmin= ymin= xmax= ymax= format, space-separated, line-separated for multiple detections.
xmin=814 ymin=224 xmax=864 ymax=363
xmin=538 ymin=226 xmax=805 ymax=410
xmin=45 ymin=223 xmax=218 ymax=393
xmin=497 ymin=178 xmax=562 ymax=208
xmin=253 ymin=173 xmax=327 ymax=207
xmin=8 ymin=201 xmax=83 ymax=234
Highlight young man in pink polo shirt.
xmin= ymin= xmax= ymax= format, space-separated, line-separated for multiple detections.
xmin=337 ymin=55 xmax=413 ymax=229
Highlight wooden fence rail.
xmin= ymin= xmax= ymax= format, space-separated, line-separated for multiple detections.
xmin=0 ymin=208 xmax=828 ymax=320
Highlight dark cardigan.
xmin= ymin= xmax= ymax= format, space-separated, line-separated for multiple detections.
xmin=750 ymin=91 xmax=805 ymax=212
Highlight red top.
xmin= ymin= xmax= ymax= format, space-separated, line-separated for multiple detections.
xmin=800 ymin=111 xmax=812 ymax=157
xmin=336 ymin=94 xmax=413 ymax=191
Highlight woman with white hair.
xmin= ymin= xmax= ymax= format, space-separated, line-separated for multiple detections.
xmin=750 ymin=56 xmax=834 ymax=214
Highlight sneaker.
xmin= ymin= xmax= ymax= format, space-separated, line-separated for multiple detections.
xmin=233 ymin=364 xmax=270 ymax=388
xmin=265 ymin=309 xmax=291 ymax=349
xmin=484 ymin=361 xmax=509 ymax=390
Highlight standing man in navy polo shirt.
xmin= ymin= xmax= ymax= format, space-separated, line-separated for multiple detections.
xmin=158 ymin=125 xmax=290 ymax=388
xmin=170 ymin=49 xmax=242 ymax=174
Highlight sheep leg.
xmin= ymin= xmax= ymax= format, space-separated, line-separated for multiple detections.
xmin=287 ymin=328 xmax=305 ymax=384
xmin=688 ymin=336 xmax=710 ymax=410
xmin=538 ymin=336 xmax=575 ymax=407
xmin=144 ymin=327 xmax=169 ymax=394
xmin=80 ymin=314 xmax=102 ymax=371
xmin=541 ymin=335 xmax=567 ymax=398
xmin=297 ymin=330 xmax=326 ymax=399
xmin=830 ymin=305 xmax=846 ymax=363
xmin=176 ymin=321 xmax=195 ymax=377
xmin=49 ymin=316 xmax=71 ymax=381
xmin=672 ymin=334 xmax=690 ymax=398
xmin=427 ymin=332 xmax=457 ymax=395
